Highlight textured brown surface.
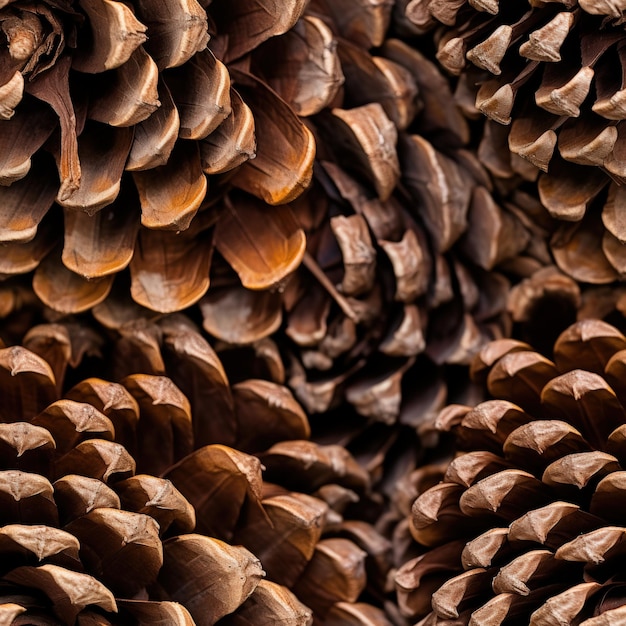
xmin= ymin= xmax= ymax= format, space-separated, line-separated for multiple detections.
xmin=398 ymin=319 xmax=626 ymax=624
xmin=0 ymin=302 xmax=401 ymax=624
xmin=409 ymin=2 xmax=626 ymax=285
xmin=0 ymin=0 xmax=316 ymax=314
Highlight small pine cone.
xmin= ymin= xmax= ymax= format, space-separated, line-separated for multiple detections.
xmin=410 ymin=2 xmax=626 ymax=284
xmin=397 ymin=318 xmax=626 ymax=624
xmin=0 ymin=0 xmax=321 ymax=315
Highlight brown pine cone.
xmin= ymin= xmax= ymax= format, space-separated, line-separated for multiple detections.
xmin=233 ymin=4 xmax=560 ymax=544
xmin=0 ymin=297 xmax=398 ymax=624
xmin=396 ymin=318 xmax=626 ymax=624
xmin=408 ymin=2 xmax=626 ymax=284
xmin=275 ymin=3 xmax=562 ymax=418
xmin=0 ymin=344 xmax=281 ymax=625
xmin=0 ymin=0 xmax=320 ymax=314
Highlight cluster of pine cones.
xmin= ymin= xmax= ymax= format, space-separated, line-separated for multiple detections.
xmin=3 ymin=0 xmax=626 ymax=624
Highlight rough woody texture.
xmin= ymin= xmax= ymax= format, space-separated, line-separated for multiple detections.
xmin=408 ymin=1 xmax=626 ymax=284
xmin=0 ymin=302 xmax=399 ymax=624
xmin=7 ymin=2 xmax=626 ymax=624
xmin=0 ymin=0 xmax=317 ymax=313
xmin=398 ymin=319 xmax=626 ymax=625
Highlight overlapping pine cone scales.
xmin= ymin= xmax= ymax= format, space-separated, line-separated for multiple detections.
xmin=406 ymin=1 xmax=626 ymax=284
xmin=1 ymin=0 xmax=568 ymax=323
xmin=0 ymin=310 xmax=397 ymax=625
xmin=395 ymin=318 xmax=626 ymax=625
xmin=106 ymin=2 xmax=598 ymax=587
xmin=233 ymin=3 xmax=568 ymax=506
xmin=0 ymin=0 xmax=326 ymax=314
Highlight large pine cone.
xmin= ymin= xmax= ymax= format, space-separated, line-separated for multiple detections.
xmin=408 ymin=2 xmax=626 ymax=284
xmin=0 ymin=301 xmax=398 ymax=624
xmin=397 ymin=318 xmax=626 ymax=624
xmin=0 ymin=0 xmax=319 ymax=314
xmin=237 ymin=4 xmax=566 ymax=551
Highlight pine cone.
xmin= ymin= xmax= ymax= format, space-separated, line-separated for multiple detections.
xmin=397 ymin=318 xmax=626 ymax=624
xmin=220 ymin=4 xmax=561 ymax=545
xmin=0 ymin=0 xmax=320 ymax=314
xmin=0 ymin=295 xmax=398 ymax=624
xmin=409 ymin=2 xmax=626 ymax=284
xmin=0 ymin=344 xmax=279 ymax=625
